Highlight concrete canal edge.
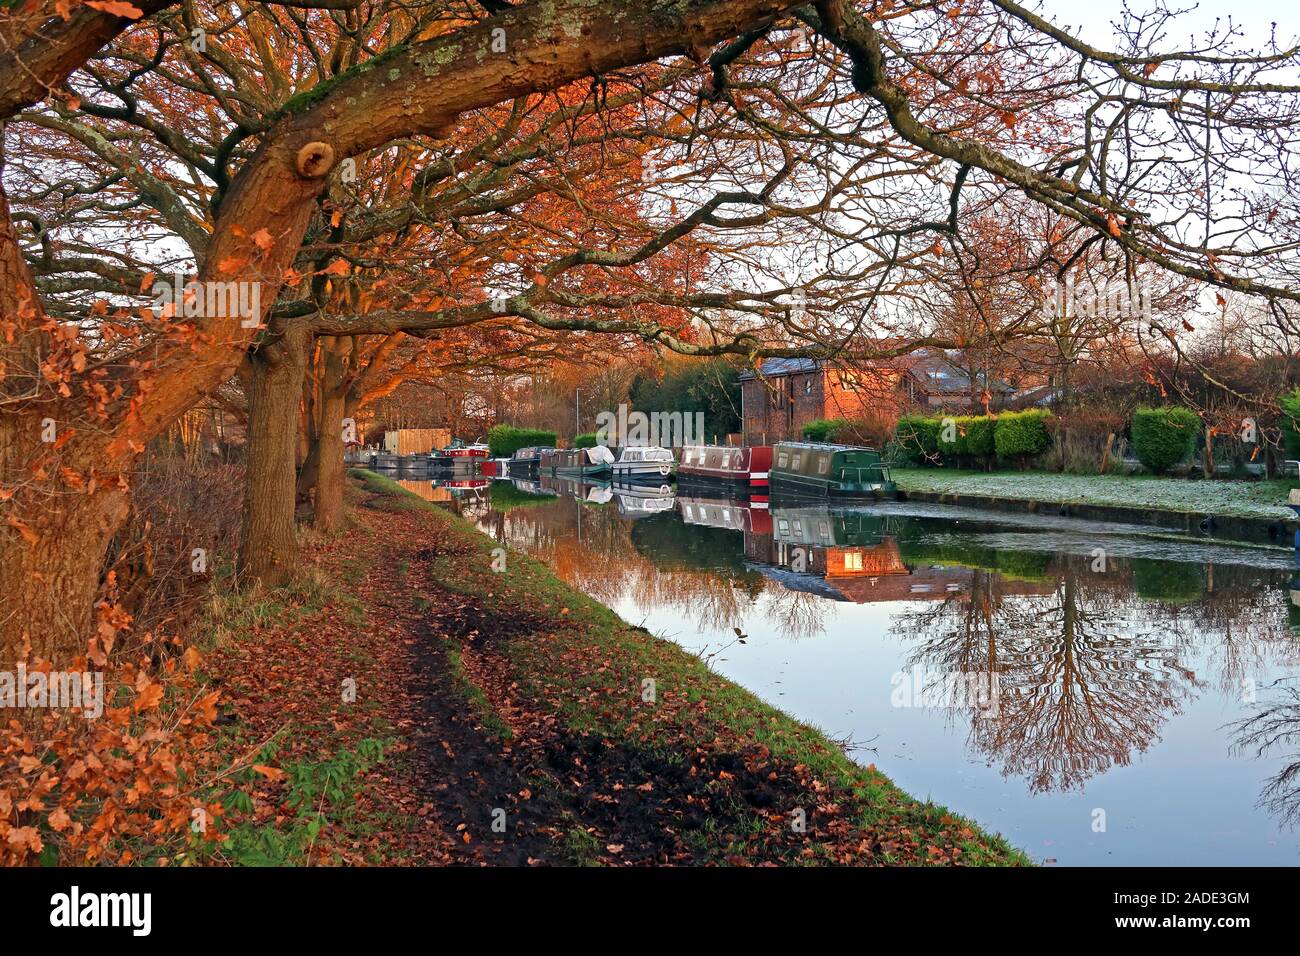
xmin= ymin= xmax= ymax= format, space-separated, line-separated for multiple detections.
xmin=895 ymin=489 xmax=1295 ymax=547
xmin=348 ymin=468 xmax=1031 ymax=865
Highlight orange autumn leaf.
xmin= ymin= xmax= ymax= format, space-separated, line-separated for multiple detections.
xmin=252 ymin=764 xmax=286 ymax=781
xmin=5 ymin=516 xmax=38 ymax=546
xmin=133 ymin=680 xmax=164 ymax=712
xmin=250 ymin=228 xmax=274 ymax=254
xmin=85 ymin=0 xmax=145 ymax=17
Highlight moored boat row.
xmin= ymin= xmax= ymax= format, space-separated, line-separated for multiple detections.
xmin=363 ymin=435 xmax=894 ymax=499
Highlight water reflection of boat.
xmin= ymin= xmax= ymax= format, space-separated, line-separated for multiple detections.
xmin=541 ymin=474 xmax=613 ymax=504
xmin=677 ymin=495 xmax=772 ymax=534
xmin=615 ymin=492 xmax=676 ymax=518
xmin=508 ymin=477 xmax=557 ymax=497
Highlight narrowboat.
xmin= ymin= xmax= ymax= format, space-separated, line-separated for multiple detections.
xmin=429 ymin=441 xmax=490 ymax=469
xmin=677 ymin=445 xmax=772 ymax=490
xmin=507 ymin=446 xmax=554 ymax=477
xmin=768 ymin=442 xmax=895 ymax=497
xmin=610 ymin=445 xmax=674 ymax=481
xmin=541 ymin=445 xmax=615 ymax=477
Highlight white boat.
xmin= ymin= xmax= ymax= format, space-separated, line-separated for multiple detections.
xmin=610 ymin=445 xmax=674 ymax=480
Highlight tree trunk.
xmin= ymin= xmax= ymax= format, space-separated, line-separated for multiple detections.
xmin=238 ymin=327 xmax=310 ymax=586
xmin=0 ymin=432 xmax=129 ymax=660
xmin=313 ymin=337 xmax=351 ymax=532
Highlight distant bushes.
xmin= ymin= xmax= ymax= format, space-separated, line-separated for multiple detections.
xmin=804 ymin=414 xmax=895 ymax=449
xmin=993 ymin=410 xmax=1052 ymax=467
xmin=573 ymin=432 xmax=599 ymax=448
xmin=892 ymin=410 xmax=1050 ymax=468
xmin=487 ymin=425 xmax=557 ymax=458
xmin=1280 ymin=388 xmax=1300 ymax=461
xmin=1131 ymin=406 xmax=1200 ymax=474
xmin=802 ymin=418 xmax=850 ymax=442
xmin=893 ymin=414 xmax=942 ymax=464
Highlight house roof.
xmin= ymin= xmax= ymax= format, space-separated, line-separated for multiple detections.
xmin=737 ymin=349 xmax=1013 ymax=394
xmin=736 ymin=357 xmax=822 ymax=381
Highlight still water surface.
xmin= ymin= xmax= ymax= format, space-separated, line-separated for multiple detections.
xmin=395 ymin=472 xmax=1300 ymax=865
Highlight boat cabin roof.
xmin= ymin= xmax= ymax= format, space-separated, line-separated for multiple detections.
xmin=774 ymin=441 xmax=878 ymax=453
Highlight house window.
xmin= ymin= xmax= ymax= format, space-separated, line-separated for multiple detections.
xmin=804 ymin=378 xmax=813 ymax=395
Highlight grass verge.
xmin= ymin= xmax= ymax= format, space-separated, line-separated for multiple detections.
xmin=350 ymin=468 xmax=1028 ymax=865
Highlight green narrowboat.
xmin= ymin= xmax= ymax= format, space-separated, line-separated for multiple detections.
xmin=769 ymin=442 xmax=896 ymax=497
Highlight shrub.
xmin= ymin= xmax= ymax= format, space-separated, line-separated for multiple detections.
xmin=574 ymin=432 xmax=599 ymax=448
xmin=894 ymin=415 xmax=942 ymax=465
xmin=802 ymin=418 xmax=850 ymax=442
xmin=487 ymin=424 xmax=557 ymax=458
xmin=1280 ymin=388 xmax=1300 ymax=461
xmin=994 ymin=410 xmax=1052 ymax=467
xmin=962 ymin=416 xmax=997 ymax=458
xmin=1131 ymin=406 xmax=1200 ymax=474
xmin=1045 ymin=407 xmax=1128 ymax=474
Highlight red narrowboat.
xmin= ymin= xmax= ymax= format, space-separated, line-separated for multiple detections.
xmin=677 ymin=445 xmax=772 ymax=490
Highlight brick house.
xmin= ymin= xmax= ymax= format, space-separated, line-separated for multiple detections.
xmin=738 ymin=350 xmax=1014 ymax=444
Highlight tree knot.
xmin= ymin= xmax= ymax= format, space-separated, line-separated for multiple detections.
xmin=295 ymin=141 xmax=335 ymax=178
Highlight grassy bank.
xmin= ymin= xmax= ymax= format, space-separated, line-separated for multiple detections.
xmin=893 ymin=468 xmax=1293 ymax=522
xmin=347 ymin=468 xmax=1027 ymax=865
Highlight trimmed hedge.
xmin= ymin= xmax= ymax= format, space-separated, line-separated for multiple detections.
xmin=894 ymin=410 xmax=1051 ymax=468
xmin=574 ymin=432 xmax=599 ymax=448
xmin=1131 ymin=406 xmax=1200 ymax=474
xmin=802 ymin=418 xmax=850 ymax=442
xmin=1280 ymin=388 xmax=1300 ymax=461
xmin=993 ymin=410 xmax=1052 ymax=464
xmin=894 ymin=415 xmax=943 ymax=464
xmin=487 ymin=424 xmax=558 ymax=458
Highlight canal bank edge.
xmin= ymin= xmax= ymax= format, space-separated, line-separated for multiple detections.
xmin=347 ymin=469 xmax=1030 ymax=865
xmin=893 ymin=487 xmax=1294 ymax=547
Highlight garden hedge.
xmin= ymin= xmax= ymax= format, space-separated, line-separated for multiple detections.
xmin=487 ymin=425 xmax=558 ymax=458
xmin=1280 ymin=388 xmax=1300 ymax=460
xmin=1131 ymin=406 xmax=1200 ymax=474
xmin=894 ymin=415 xmax=943 ymax=464
xmin=992 ymin=410 xmax=1052 ymax=465
xmin=802 ymin=418 xmax=850 ymax=442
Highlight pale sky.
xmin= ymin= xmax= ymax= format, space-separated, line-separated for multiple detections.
xmin=1037 ymin=0 xmax=1297 ymax=46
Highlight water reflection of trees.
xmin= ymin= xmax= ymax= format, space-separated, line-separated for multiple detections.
xmin=478 ymin=496 xmax=776 ymax=635
xmin=474 ymin=492 xmax=1300 ymax=796
xmin=892 ymin=556 xmax=1296 ymax=793
xmin=1230 ymin=677 xmax=1300 ymax=829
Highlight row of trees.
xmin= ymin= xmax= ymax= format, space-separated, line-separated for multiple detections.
xmin=4 ymin=0 xmax=1300 ymax=661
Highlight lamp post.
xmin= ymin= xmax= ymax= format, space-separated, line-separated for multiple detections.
xmin=575 ymin=387 xmax=583 ymax=443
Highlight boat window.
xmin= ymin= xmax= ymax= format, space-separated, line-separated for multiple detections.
xmin=819 ymin=521 xmax=830 ymax=537
xmin=684 ymin=505 xmax=694 ymax=518
xmin=844 ymin=552 xmax=863 ymax=571
xmin=791 ymin=454 xmax=802 ymax=470
xmin=777 ymin=452 xmax=789 ymax=468
xmin=818 ymin=455 xmax=830 ymax=474
xmin=778 ymin=519 xmax=789 ymax=533
xmin=722 ymin=509 xmax=731 ymax=521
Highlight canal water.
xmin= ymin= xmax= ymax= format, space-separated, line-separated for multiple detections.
xmin=394 ymin=472 xmax=1300 ymax=865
